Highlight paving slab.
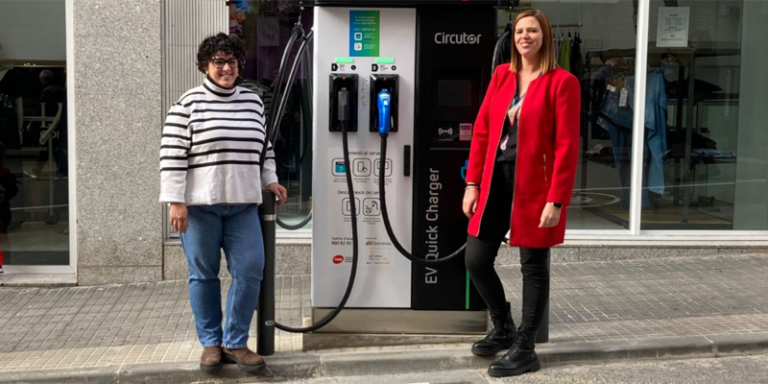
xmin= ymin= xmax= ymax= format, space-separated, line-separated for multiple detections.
xmin=1 ymin=254 xmax=767 ymax=383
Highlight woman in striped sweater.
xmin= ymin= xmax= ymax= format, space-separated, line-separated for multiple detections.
xmin=159 ymin=33 xmax=287 ymax=374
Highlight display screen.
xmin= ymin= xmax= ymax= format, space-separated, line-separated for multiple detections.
xmin=437 ymin=80 xmax=472 ymax=107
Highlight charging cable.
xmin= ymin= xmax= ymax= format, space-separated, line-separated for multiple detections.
xmin=273 ymin=88 xmax=360 ymax=332
xmin=376 ymin=90 xmax=467 ymax=265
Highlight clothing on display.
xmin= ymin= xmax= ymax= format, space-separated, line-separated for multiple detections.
xmin=570 ymin=33 xmax=584 ymax=79
xmin=692 ymin=149 xmax=735 ymax=160
xmin=628 ymin=70 xmax=668 ymax=195
xmin=558 ymin=36 xmax=571 ymax=72
xmin=0 ymin=164 xmax=18 ymax=230
xmin=597 ymin=98 xmax=651 ymax=210
xmin=586 ymin=64 xmax=613 ymax=140
xmin=26 ymin=81 xmax=68 ymax=177
xmin=0 ymin=68 xmax=21 ymax=149
xmin=554 ymin=33 xmax=583 ymax=77
xmin=597 ymin=70 xmax=668 ymax=210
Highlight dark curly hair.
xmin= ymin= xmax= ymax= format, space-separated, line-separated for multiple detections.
xmin=196 ymin=33 xmax=246 ymax=74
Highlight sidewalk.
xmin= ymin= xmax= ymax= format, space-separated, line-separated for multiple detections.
xmin=1 ymin=253 xmax=768 ymax=383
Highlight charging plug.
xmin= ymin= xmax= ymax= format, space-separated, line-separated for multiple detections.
xmin=378 ymin=89 xmax=391 ymax=136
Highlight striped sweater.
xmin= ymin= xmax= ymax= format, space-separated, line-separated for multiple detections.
xmin=159 ymin=77 xmax=278 ymax=206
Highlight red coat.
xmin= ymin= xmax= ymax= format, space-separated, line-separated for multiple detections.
xmin=466 ymin=65 xmax=581 ymax=248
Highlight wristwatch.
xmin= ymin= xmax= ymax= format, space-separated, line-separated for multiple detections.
xmin=553 ymin=203 xmax=562 ymax=208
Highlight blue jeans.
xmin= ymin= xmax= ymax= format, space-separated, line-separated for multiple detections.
xmin=599 ymin=87 xmax=651 ymax=210
xmin=627 ymin=72 xmax=668 ymax=195
xmin=604 ymin=120 xmax=651 ymax=210
xmin=181 ymin=204 xmax=265 ymax=349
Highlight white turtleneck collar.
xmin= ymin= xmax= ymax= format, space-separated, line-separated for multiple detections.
xmin=203 ymin=76 xmax=238 ymax=98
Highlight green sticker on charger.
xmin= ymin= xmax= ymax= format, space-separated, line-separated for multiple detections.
xmin=335 ymin=57 xmax=354 ymax=64
xmin=349 ymin=10 xmax=380 ymax=57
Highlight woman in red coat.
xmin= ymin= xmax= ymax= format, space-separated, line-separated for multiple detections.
xmin=463 ymin=10 xmax=580 ymax=377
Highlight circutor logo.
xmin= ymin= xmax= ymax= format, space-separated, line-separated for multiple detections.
xmin=461 ymin=159 xmax=468 ymax=181
xmin=434 ymin=32 xmax=482 ymax=45
xmin=333 ymin=255 xmax=344 ymax=264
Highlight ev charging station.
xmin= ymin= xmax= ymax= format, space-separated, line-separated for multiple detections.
xmin=310 ymin=0 xmax=498 ymax=334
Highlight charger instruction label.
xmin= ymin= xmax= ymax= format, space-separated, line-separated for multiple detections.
xmin=328 ymin=147 xmax=395 ymax=266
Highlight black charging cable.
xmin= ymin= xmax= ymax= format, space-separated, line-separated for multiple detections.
xmin=273 ymin=88 xmax=359 ymax=333
xmin=378 ymin=135 xmax=466 ymax=265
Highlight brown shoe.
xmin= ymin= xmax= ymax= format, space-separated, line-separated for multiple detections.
xmin=222 ymin=347 xmax=266 ymax=373
xmin=200 ymin=346 xmax=223 ymax=373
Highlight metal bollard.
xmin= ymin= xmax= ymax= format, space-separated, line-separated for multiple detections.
xmin=257 ymin=190 xmax=276 ymax=356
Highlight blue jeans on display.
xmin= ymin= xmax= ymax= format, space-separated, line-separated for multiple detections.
xmin=599 ymin=87 xmax=650 ymax=210
xmin=603 ymin=119 xmax=651 ymax=210
xmin=627 ymin=72 xmax=668 ymax=195
xmin=600 ymin=71 xmax=669 ymax=210
xmin=181 ymin=204 xmax=265 ymax=349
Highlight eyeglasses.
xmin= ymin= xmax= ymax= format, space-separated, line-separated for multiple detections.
xmin=211 ymin=58 xmax=238 ymax=69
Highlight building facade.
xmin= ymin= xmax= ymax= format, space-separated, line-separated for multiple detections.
xmin=0 ymin=0 xmax=767 ymax=285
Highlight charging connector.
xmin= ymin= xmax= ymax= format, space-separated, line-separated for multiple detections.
xmin=378 ymin=89 xmax=391 ymax=136
xmin=338 ymin=88 xmax=351 ymax=122
xmin=329 ymin=74 xmax=358 ymax=131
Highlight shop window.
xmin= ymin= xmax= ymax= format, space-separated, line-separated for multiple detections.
xmin=0 ymin=0 xmax=69 ymax=266
xmin=639 ymin=0 xmax=766 ymax=230
xmin=237 ymin=0 xmax=314 ymax=233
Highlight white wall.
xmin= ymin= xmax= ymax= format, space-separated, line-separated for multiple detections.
xmin=0 ymin=0 xmax=66 ymax=61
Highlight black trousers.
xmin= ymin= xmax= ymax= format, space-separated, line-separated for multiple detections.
xmin=465 ymin=163 xmax=550 ymax=333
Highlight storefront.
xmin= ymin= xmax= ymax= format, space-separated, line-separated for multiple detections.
xmin=1 ymin=0 xmax=766 ymax=284
xmin=230 ymin=0 xmax=768 ymax=240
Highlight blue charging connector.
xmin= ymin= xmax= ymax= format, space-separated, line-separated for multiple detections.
xmin=377 ymin=89 xmax=391 ymax=136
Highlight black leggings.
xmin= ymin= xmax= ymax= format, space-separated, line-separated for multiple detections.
xmin=465 ymin=164 xmax=550 ymax=333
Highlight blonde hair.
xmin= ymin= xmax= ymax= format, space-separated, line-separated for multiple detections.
xmin=509 ymin=10 xmax=557 ymax=74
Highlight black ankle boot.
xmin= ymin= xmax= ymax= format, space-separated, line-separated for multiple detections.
xmin=471 ymin=302 xmax=516 ymax=356
xmin=487 ymin=329 xmax=540 ymax=377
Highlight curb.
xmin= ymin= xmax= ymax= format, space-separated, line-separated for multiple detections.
xmin=4 ymin=334 xmax=768 ymax=384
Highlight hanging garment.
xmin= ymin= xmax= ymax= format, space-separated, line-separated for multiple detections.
xmin=557 ymin=37 xmax=570 ymax=71
xmin=627 ymin=71 xmax=668 ymax=195
xmin=570 ymin=33 xmax=584 ymax=78
xmin=0 ymin=69 xmax=21 ymax=149
xmin=598 ymin=71 xmax=668 ymax=210
xmin=561 ymin=38 xmax=572 ymax=72
xmin=589 ymin=75 xmax=612 ymax=140
xmin=597 ymin=84 xmax=650 ymax=210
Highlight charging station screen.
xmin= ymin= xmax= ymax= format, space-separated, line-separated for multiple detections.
xmin=437 ymin=80 xmax=472 ymax=107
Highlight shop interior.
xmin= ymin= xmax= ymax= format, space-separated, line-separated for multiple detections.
xmin=0 ymin=0 xmax=69 ymax=266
